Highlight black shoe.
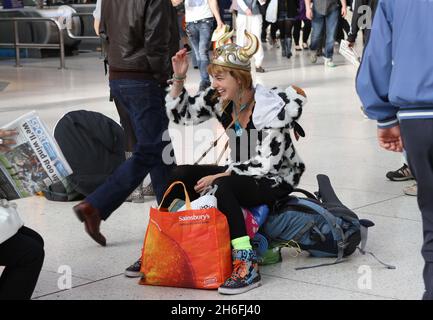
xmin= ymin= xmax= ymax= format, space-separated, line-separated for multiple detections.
xmin=386 ymin=164 xmax=414 ymax=181
xmin=73 ymin=201 xmax=106 ymax=247
xmin=125 ymin=259 xmax=143 ymax=278
xmin=255 ymin=66 xmax=265 ymax=73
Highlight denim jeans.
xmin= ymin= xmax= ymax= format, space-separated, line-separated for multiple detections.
xmin=186 ymin=18 xmax=214 ymax=89
xmin=310 ymin=7 xmax=339 ymax=59
xmin=86 ymin=79 xmax=174 ymax=219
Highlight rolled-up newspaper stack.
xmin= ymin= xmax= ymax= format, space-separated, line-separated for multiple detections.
xmin=339 ymin=40 xmax=361 ymax=68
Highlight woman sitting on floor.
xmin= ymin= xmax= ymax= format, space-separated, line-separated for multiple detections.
xmin=162 ymin=30 xmax=307 ymax=295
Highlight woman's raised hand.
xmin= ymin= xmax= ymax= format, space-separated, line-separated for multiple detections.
xmin=172 ymin=48 xmax=189 ymax=78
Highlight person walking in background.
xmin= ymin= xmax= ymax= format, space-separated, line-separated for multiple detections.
xmin=236 ymin=0 xmax=267 ymax=72
xmin=347 ymin=0 xmax=378 ymax=47
xmin=293 ymin=0 xmax=311 ymax=51
xmin=184 ymin=0 xmax=225 ymax=91
xmin=277 ymin=0 xmax=300 ymax=59
xmin=305 ymin=0 xmax=347 ymax=67
xmin=260 ymin=0 xmax=279 ymax=47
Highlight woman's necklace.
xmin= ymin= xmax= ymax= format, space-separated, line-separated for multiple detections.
xmin=233 ymin=99 xmax=253 ymax=137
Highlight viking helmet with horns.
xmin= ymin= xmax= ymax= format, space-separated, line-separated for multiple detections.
xmin=211 ymin=29 xmax=259 ymax=71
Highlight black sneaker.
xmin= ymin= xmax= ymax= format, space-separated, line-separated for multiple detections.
xmin=255 ymin=66 xmax=266 ymax=73
xmin=386 ymin=164 xmax=414 ymax=181
xmin=125 ymin=259 xmax=143 ymax=278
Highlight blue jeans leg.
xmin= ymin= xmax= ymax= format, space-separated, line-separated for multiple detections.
xmin=310 ymin=10 xmax=325 ymax=52
xmin=324 ymin=8 xmax=339 ymax=59
xmin=187 ymin=20 xmax=212 ymax=88
xmin=86 ymin=79 xmax=173 ymax=219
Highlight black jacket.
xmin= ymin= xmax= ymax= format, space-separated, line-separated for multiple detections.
xmin=347 ymin=0 xmax=378 ymax=44
xmin=277 ymin=0 xmax=299 ymax=19
xmin=100 ymin=0 xmax=179 ymax=84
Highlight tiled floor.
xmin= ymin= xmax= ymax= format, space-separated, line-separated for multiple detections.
xmin=0 ymin=43 xmax=424 ymax=300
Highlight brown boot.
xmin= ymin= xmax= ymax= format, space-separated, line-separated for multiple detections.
xmin=73 ymin=201 xmax=106 ymax=246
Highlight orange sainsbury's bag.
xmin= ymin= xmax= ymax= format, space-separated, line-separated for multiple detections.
xmin=140 ymin=181 xmax=232 ymax=289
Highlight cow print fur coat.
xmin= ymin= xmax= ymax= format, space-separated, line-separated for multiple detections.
xmin=165 ymin=84 xmax=307 ymax=189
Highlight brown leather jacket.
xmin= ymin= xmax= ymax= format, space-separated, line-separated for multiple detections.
xmin=100 ymin=0 xmax=179 ymax=84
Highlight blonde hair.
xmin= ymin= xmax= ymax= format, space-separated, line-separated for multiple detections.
xmin=207 ymin=64 xmax=253 ymax=91
xmin=207 ymin=64 xmax=253 ymax=111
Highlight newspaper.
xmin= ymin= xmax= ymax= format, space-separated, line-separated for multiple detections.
xmin=0 ymin=111 xmax=72 ymax=200
xmin=339 ymin=40 xmax=361 ymax=68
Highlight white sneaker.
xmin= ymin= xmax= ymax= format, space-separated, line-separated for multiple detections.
xmin=403 ymin=183 xmax=417 ymax=197
xmin=324 ymin=58 xmax=336 ymax=68
xmin=310 ymin=53 xmax=318 ymax=64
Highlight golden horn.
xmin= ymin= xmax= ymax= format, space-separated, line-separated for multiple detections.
xmin=239 ymin=30 xmax=259 ymax=62
xmin=216 ymin=29 xmax=234 ymax=48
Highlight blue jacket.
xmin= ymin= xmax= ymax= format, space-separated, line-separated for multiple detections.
xmin=356 ymin=0 xmax=433 ymax=128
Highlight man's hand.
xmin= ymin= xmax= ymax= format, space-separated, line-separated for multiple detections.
xmin=306 ymin=8 xmax=313 ymax=20
xmin=341 ymin=5 xmax=347 ymax=17
xmin=0 ymin=129 xmax=17 ymax=153
xmin=171 ymin=0 xmax=183 ymax=6
xmin=245 ymin=8 xmax=253 ymax=16
xmin=377 ymin=126 xmax=404 ymax=152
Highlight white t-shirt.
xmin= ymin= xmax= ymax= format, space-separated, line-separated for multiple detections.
xmin=184 ymin=0 xmax=214 ymax=23
xmin=93 ymin=0 xmax=101 ymax=20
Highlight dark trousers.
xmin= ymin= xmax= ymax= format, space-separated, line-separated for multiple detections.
xmin=0 ymin=227 xmax=44 ymax=300
xmin=113 ymin=97 xmax=137 ymax=152
xmin=87 ymin=79 xmax=174 ymax=218
xmin=262 ymin=22 xmax=279 ymax=41
xmin=161 ymin=165 xmax=288 ymax=240
xmin=400 ymin=119 xmax=433 ymax=300
xmin=336 ymin=15 xmax=350 ymax=43
xmin=293 ymin=20 xmax=312 ymax=45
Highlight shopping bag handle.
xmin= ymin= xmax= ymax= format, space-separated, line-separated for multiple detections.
xmin=158 ymin=181 xmax=192 ymax=210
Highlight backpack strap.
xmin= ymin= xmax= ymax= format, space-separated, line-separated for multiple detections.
xmin=194 ymin=116 xmax=235 ymax=165
xmin=357 ymin=224 xmax=396 ymax=269
xmin=292 ymin=188 xmax=318 ymax=200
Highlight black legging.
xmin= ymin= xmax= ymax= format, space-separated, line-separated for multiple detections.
xmin=0 ymin=226 xmax=44 ymax=300
xmin=293 ymin=20 xmax=312 ymax=46
xmin=161 ymin=165 xmax=289 ymax=240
